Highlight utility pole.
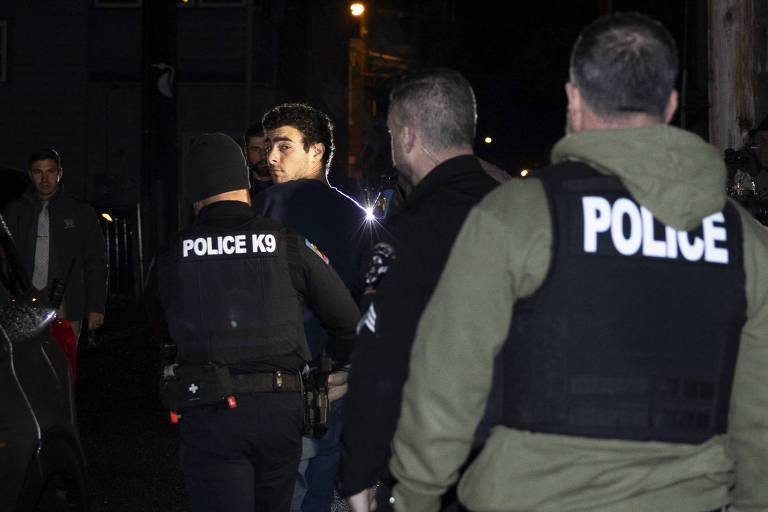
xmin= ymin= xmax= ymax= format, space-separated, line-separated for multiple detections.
xmin=709 ymin=0 xmax=767 ymax=149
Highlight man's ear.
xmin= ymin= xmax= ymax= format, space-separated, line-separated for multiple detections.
xmin=565 ymin=82 xmax=583 ymax=132
xmin=664 ymin=90 xmax=678 ymax=124
xmin=310 ymin=142 xmax=325 ymax=162
xmin=401 ymin=125 xmax=416 ymax=153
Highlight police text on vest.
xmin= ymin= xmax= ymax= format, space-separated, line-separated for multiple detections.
xmin=582 ymin=196 xmax=728 ymax=264
xmin=182 ymin=233 xmax=277 ymax=257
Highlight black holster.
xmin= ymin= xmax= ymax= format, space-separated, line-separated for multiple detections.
xmin=302 ymin=356 xmax=332 ymax=438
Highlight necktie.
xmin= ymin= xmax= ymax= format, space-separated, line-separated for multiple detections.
xmin=32 ymin=200 xmax=50 ymax=290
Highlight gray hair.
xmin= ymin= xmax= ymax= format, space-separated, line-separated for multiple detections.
xmin=388 ymin=68 xmax=477 ymax=152
xmin=569 ymin=12 xmax=678 ymax=120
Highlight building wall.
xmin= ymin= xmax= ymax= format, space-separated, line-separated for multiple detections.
xmin=0 ymin=0 xmax=279 ymax=207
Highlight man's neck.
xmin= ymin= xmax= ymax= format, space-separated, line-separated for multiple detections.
xmin=301 ymin=171 xmax=328 ymax=186
xmin=38 ymin=188 xmax=58 ymax=201
xmin=412 ymin=146 xmax=473 ymax=185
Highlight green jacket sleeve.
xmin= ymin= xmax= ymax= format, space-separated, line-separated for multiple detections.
xmin=389 ymin=179 xmax=552 ymax=511
xmin=729 ymin=208 xmax=768 ymax=512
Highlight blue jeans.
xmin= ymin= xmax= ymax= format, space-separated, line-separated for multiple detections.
xmin=291 ymin=399 xmax=343 ymax=511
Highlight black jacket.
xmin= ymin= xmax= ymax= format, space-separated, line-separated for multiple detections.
xmin=3 ymin=186 xmax=107 ymax=320
xmin=340 ymin=155 xmax=498 ymax=495
xmin=252 ymin=179 xmax=366 ymax=358
xmin=156 ymin=201 xmax=359 ymax=372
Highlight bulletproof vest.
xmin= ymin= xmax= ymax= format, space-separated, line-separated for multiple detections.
xmin=166 ymin=219 xmax=310 ymax=365
xmin=502 ymin=162 xmax=747 ymax=444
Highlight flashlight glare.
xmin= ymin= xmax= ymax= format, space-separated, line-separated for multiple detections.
xmin=350 ymin=3 xmax=365 ymax=16
xmin=102 ymin=213 xmax=114 ymax=222
xmin=520 ymin=169 xmax=529 ymax=177
xmin=365 ymin=206 xmax=376 ymax=221
xmin=484 ymin=137 xmax=492 ymax=144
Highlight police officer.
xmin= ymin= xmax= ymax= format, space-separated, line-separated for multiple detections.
xmin=155 ymin=133 xmax=359 ymax=512
xmin=389 ymin=13 xmax=768 ymax=512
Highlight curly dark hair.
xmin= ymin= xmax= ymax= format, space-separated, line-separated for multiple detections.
xmin=261 ymin=103 xmax=335 ymax=173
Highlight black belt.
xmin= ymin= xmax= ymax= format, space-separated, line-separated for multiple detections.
xmin=230 ymin=370 xmax=302 ymax=393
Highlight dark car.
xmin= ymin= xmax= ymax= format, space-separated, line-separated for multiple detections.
xmin=0 ymin=212 xmax=88 ymax=511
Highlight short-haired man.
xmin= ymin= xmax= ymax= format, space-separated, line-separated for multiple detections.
xmin=389 ymin=13 xmax=768 ymax=512
xmin=3 ymin=149 xmax=107 ymax=340
xmin=339 ymin=69 xmax=499 ymax=511
xmin=154 ymin=133 xmax=359 ymax=512
xmin=243 ymin=123 xmax=272 ymax=198
xmin=252 ymin=103 xmax=365 ymax=512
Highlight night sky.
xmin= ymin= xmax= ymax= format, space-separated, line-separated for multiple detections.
xmin=367 ymin=1 xmax=698 ymax=175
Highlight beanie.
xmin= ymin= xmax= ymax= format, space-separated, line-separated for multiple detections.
xmin=184 ymin=133 xmax=250 ymax=203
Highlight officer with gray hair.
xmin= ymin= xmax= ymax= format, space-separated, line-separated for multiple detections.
xmin=340 ymin=69 xmax=499 ymax=511
xmin=389 ymin=13 xmax=768 ymax=512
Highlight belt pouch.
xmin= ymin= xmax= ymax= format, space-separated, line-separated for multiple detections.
xmin=166 ymin=363 xmax=233 ymax=411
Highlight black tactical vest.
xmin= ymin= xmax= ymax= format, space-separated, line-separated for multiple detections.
xmin=502 ymin=162 xmax=747 ymax=444
xmin=165 ymin=218 xmax=310 ymax=365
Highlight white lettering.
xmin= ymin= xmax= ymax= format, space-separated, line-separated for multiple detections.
xmin=235 ymin=234 xmax=247 ymax=254
xmin=194 ymin=238 xmax=206 ymax=256
xmin=664 ymin=226 xmax=678 ymax=258
xmin=182 ymin=239 xmax=194 ymax=257
xmin=611 ymin=198 xmax=642 ymax=256
xmin=677 ymin=231 xmax=705 ymax=261
xmin=703 ymin=212 xmax=729 ymax=264
xmin=206 ymin=237 xmax=218 ymax=255
xmin=252 ymin=234 xmax=266 ymax=252
xmin=581 ymin=196 xmax=729 ymax=264
xmin=265 ymin=234 xmax=276 ymax=253
xmin=222 ymin=235 xmax=235 ymax=255
xmin=582 ymin=196 xmax=611 ymax=252
xmin=641 ymin=207 xmax=666 ymax=258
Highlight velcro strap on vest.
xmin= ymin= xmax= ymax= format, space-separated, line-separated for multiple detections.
xmin=230 ymin=371 xmax=302 ymax=393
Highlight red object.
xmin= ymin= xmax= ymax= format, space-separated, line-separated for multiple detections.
xmin=50 ymin=317 xmax=77 ymax=381
xmin=227 ymin=396 xmax=237 ymax=409
xmin=170 ymin=412 xmax=180 ymax=423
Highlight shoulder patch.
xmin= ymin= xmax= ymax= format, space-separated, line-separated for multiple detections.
xmin=305 ymin=238 xmax=329 ymax=264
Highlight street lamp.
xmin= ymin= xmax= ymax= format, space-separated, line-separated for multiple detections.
xmin=350 ymin=3 xmax=365 ymax=16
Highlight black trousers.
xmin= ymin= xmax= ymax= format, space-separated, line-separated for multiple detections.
xmin=179 ymin=392 xmax=303 ymax=512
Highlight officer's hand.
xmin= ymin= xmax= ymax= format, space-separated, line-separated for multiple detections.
xmin=348 ymin=487 xmax=377 ymax=512
xmin=328 ymin=370 xmax=349 ymax=402
xmin=87 ymin=312 xmax=105 ymax=331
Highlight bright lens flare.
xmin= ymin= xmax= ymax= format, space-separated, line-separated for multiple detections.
xmin=520 ymin=169 xmax=529 ymax=177
xmin=101 ymin=213 xmax=114 ymax=222
xmin=365 ymin=206 xmax=376 ymax=221
xmin=350 ymin=3 xmax=365 ymax=16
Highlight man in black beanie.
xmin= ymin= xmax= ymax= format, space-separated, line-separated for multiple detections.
xmin=154 ymin=133 xmax=359 ymax=512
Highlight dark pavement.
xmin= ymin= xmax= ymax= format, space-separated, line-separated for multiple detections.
xmin=75 ymin=296 xmax=189 ymax=512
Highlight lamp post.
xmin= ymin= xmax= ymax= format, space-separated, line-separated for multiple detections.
xmin=348 ymin=2 xmax=368 ymax=178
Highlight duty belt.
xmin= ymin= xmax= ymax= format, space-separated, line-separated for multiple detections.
xmin=231 ymin=370 xmax=302 ymax=393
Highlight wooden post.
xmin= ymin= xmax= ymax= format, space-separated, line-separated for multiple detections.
xmin=709 ymin=0 xmax=755 ymax=149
